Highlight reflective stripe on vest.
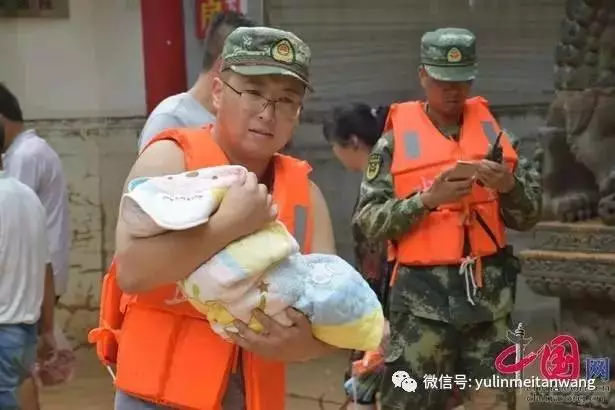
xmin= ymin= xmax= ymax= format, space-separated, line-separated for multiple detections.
xmin=481 ymin=120 xmax=499 ymax=144
xmin=401 ymin=120 xmax=500 ymax=162
xmin=402 ymin=131 xmax=421 ymax=159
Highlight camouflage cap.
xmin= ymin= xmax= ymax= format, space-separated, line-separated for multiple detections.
xmin=420 ymin=28 xmax=477 ymax=82
xmin=221 ymin=26 xmax=313 ymax=90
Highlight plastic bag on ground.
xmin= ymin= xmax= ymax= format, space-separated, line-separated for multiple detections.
xmin=33 ymin=325 xmax=76 ymax=387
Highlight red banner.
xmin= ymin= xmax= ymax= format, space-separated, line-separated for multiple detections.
xmin=195 ymin=0 xmax=241 ymax=39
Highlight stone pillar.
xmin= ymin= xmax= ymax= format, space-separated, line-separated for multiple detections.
xmin=521 ymin=1 xmax=615 ymax=407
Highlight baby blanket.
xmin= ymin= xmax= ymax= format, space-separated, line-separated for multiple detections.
xmin=121 ymin=165 xmax=384 ymax=351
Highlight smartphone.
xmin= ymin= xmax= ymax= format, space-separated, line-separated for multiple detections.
xmin=447 ymin=161 xmax=478 ymax=181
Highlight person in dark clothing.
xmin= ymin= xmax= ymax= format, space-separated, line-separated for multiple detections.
xmin=323 ymin=103 xmax=391 ymax=305
xmin=323 ymin=103 xmax=390 ymax=409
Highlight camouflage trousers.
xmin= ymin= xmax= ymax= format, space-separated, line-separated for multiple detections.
xmin=379 ymin=312 xmax=516 ymax=410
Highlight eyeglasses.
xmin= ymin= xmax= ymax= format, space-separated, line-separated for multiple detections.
xmin=222 ymin=80 xmax=302 ymax=120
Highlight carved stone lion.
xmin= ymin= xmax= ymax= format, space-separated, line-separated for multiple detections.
xmin=537 ymin=0 xmax=615 ymax=225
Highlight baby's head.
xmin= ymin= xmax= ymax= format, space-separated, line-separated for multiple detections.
xmin=126 ymin=166 xmax=247 ymax=195
xmin=181 ymin=165 xmax=247 ymax=190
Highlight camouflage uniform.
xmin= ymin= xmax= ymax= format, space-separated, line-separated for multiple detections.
xmin=353 ymin=28 xmax=542 ymax=410
xmin=351 ymin=195 xmax=392 ymax=314
xmin=341 ymin=197 xmax=391 ymax=405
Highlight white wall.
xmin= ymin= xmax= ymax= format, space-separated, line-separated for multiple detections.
xmin=0 ymin=0 xmax=146 ymax=119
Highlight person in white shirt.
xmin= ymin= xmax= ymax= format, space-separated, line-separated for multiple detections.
xmin=0 ymin=124 xmax=56 ymax=410
xmin=0 ymin=83 xmax=70 ymax=300
xmin=137 ymin=11 xmax=255 ymax=152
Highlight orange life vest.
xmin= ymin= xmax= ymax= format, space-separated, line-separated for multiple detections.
xmin=389 ymin=96 xmax=517 ymax=285
xmin=88 ymin=127 xmax=314 ymax=410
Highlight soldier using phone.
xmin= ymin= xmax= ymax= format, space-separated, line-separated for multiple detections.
xmin=353 ymin=28 xmax=542 ymax=410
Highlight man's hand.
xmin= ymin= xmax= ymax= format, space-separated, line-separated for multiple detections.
xmin=227 ymin=308 xmax=333 ymax=362
xmin=37 ymin=331 xmax=56 ymax=363
xmin=476 ymin=159 xmax=515 ymax=193
xmin=421 ymin=168 xmax=474 ymax=209
xmin=213 ymin=172 xmax=278 ymax=239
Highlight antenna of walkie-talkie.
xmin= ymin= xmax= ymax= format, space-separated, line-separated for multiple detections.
xmin=476 ymin=131 xmax=504 ymax=187
xmin=486 ymin=131 xmax=503 ymax=163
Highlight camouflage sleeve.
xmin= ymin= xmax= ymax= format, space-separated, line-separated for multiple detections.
xmin=353 ymin=130 xmax=430 ymax=242
xmin=499 ymin=129 xmax=543 ymax=231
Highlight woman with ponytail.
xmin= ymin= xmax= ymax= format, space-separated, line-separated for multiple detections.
xmin=323 ymin=104 xmax=389 ymax=172
xmin=322 ymin=102 xmax=391 ymax=306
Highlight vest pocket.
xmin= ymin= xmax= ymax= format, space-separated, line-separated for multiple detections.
xmin=164 ymin=318 xmax=235 ymax=408
xmin=115 ymin=307 xmax=177 ymax=401
xmin=116 ymin=308 xmax=235 ymax=409
xmin=398 ymin=209 xmax=465 ymax=265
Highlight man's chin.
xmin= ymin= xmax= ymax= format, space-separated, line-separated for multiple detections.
xmin=442 ymin=105 xmax=464 ymax=118
xmin=238 ymin=144 xmax=278 ymax=161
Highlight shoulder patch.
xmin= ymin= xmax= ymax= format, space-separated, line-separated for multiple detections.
xmin=365 ymin=153 xmax=383 ymax=182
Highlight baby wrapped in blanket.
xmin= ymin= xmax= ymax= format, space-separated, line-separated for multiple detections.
xmin=121 ymin=165 xmax=384 ymax=351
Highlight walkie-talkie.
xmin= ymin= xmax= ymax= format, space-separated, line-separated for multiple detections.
xmin=486 ymin=131 xmax=503 ymax=163
xmin=477 ymin=131 xmax=503 ymax=187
